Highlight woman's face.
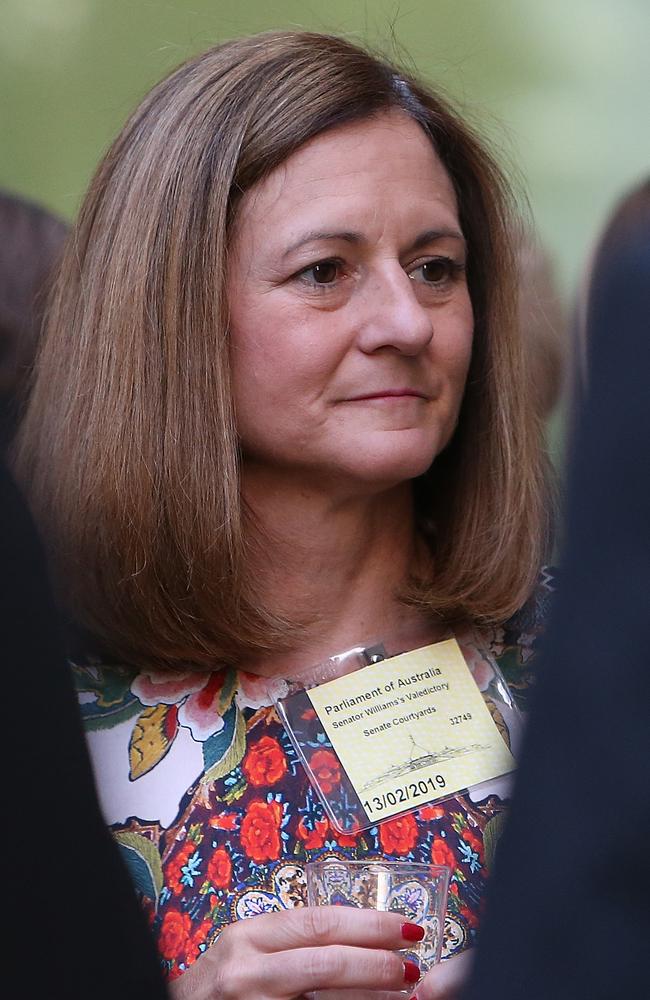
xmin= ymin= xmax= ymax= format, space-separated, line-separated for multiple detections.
xmin=228 ymin=110 xmax=474 ymax=495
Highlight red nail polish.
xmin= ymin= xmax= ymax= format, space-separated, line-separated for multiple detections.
xmin=403 ymin=960 xmax=420 ymax=984
xmin=401 ymin=922 xmax=425 ymax=942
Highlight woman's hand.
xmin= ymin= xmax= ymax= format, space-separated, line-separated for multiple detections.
xmin=169 ymin=906 xmax=425 ymax=1000
xmin=410 ymin=949 xmax=474 ymax=1000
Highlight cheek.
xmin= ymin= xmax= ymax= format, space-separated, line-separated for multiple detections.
xmin=232 ymin=339 xmax=323 ymax=415
xmin=441 ymin=309 xmax=474 ymax=387
xmin=229 ymin=302 xmax=291 ymax=408
xmin=433 ymin=307 xmax=474 ymax=426
xmin=229 ymin=324 xmax=330 ymax=449
xmin=454 ymin=293 xmax=474 ymax=364
xmin=457 ymin=333 xmax=474 ymax=385
xmin=231 ymin=298 xmax=345 ymax=402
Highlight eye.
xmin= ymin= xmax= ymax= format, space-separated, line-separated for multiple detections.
xmin=409 ymin=256 xmax=464 ymax=287
xmin=296 ymin=258 xmax=344 ymax=288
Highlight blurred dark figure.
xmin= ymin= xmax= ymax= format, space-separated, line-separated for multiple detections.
xmin=462 ymin=178 xmax=650 ymax=1000
xmin=3 ymin=456 xmax=169 ymax=998
xmin=1 ymin=190 xmax=167 ymax=998
xmin=0 ymin=190 xmax=68 ymax=449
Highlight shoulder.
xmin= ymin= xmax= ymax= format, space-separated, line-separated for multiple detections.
xmin=490 ymin=566 xmax=558 ymax=712
xmin=68 ymin=646 xmax=289 ymax=829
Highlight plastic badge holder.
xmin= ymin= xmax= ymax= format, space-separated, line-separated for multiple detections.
xmin=273 ymin=632 xmax=523 ymax=835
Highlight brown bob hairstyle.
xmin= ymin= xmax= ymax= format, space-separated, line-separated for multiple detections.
xmin=14 ymin=31 xmax=551 ymax=671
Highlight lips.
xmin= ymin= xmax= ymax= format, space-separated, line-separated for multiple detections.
xmin=346 ymin=389 xmax=430 ymax=401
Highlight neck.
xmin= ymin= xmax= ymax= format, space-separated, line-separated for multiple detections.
xmin=239 ymin=467 xmax=441 ymax=677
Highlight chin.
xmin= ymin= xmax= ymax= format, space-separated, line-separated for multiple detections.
xmin=334 ymin=441 xmax=441 ymax=491
xmin=351 ymin=419 xmax=462 ymax=490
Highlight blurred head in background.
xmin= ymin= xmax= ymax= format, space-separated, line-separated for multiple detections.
xmin=0 ymin=190 xmax=68 ymax=449
xmin=515 ymin=226 xmax=567 ymax=422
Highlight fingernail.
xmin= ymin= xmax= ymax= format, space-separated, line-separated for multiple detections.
xmin=403 ymin=960 xmax=420 ymax=984
xmin=401 ymin=922 xmax=425 ymax=942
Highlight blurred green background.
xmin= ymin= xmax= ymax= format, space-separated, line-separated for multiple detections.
xmin=2 ymin=0 xmax=649 ymax=301
xmin=2 ymin=0 xmax=649 ymax=425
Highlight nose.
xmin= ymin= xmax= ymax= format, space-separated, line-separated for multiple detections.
xmin=355 ymin=265 xmax=433 ymax=356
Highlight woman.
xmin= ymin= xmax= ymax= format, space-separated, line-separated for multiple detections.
xmin=14 ymin=31 xmax=552 ymax=1000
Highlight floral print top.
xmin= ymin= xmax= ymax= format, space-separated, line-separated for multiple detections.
xmin=72 ymin=569 xmax=554 ymax=983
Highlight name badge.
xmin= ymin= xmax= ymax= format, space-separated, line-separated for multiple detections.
xmin=275 ymin=638 xmax=517 ymax=832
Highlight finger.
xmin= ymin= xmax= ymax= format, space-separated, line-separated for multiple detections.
xmin=237 ymin=904 xmax=423 ymax=952
xmin=411 ymin=949 xmax=474 ymax=1000
xmin=259 ymin=944 xmax=421 ymax=998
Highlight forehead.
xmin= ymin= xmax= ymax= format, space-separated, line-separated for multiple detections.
xmin=233 ymin=110 xmax=461 ymax=246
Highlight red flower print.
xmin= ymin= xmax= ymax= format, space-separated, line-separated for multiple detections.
xmin=418 ymin=805 xmax=445 ymax=821
xmin=240 ymin=799 xmax=283 ymax=862
xmin=336 ymin=828 xmax=359 ymax=848
xmin=177 ymin=671 xmax=228 ymax=741
xmin=297 ymin=815 xmax=329 ymax=850
xmin=141 ymin=898 xmax=156 ymax=926
xmin=378 ymin=813 xmax=418 ymax=855
xmin=209 ymin=812 xmax=239 ymax=831
xmin=243 ymin=735 xmax=288 ymax=787
xmin=431 ymin=836 xmax=456 ymax=871
xmin=189 ymin=919 xmax=214 ymax=961
xmin=194 ymin=672 xmax=226 ymax=710
xmin=460 ymin=903 xmax=479 ymax=929
xmin=207 ymin=847 xmax=232 ymax=889
xmin=309 ymin=749 xmax=341 ymax=795
xmin=461 ymin=827 xmax=484 ymax=858
xmin=159 ymin=909 xmax=192 ymax=961
xmin=167 ymin=839 xmax=199 ymax=896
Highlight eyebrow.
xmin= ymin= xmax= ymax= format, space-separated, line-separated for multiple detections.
xmin=281 ymin=227 xmax=466 ymax=258
xmin=411 ymin=228 xmax=466 ymax=251
xmin=282 ymin=230 xmax=362 ymax=258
